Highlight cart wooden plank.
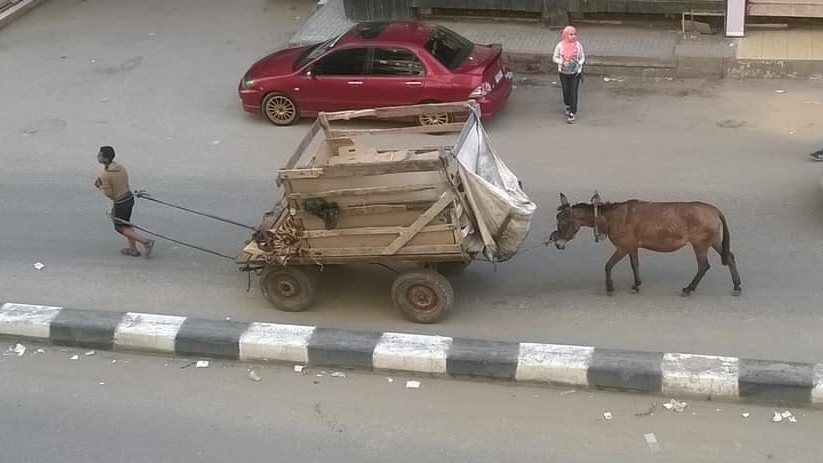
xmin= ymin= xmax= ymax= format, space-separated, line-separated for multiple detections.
xmin=284 ymin=171 xmax=445 ymax=194
xmin=302 ymin=229 xmax=456 ymax=249
xmin=287 ymin=183 xmax=443 ymax=200
xmin=263 ymin=253 xmax=468 ymax=266
xmin=297 ymin=209 xmax=447 ymax=230
xmin=381 ymin=192 xmax=454 ymax=256
xmin=278 ymin=158 xmax=443 ymax=180
xmin=277 ymin=119 xmax=322 ymax=187
xmin=329 ymin=122 xmax=464 ymax=136
xmin=323 ymin=102 xmax=472 ymax=121
xmin=303 ymin=223 xmax=453 ymax=238
xmin=305 ymin=243 xmax=463 ymax=257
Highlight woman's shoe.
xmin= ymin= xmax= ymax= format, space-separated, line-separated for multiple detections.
xmin=567 ymin=113 xmax=576 ymax=124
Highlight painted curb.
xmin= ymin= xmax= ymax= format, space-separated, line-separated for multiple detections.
xmin=2 ymin=302 xmax=822 ymax=405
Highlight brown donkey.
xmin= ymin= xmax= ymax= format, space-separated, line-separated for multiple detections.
xmin=549 ymin=193 xmax=742 ymax=296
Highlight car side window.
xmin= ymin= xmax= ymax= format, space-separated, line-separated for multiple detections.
xmin=371 ymin=48 xmax=425 ymax=76
xmin=312 ymin=48 xmax=368 ymax=75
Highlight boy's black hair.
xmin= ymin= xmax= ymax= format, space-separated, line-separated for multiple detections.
xmin=99 ymin=145 xmax=115 ymax=162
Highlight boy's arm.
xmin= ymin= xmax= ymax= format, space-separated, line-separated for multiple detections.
xmin=99 ymin=173 xmax=115 ymax=200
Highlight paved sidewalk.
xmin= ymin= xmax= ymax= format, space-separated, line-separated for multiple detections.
xmin=291 ymin=0 xmax=823 ymax=78
xmin=3 ymin=302 xmax=822 ymax=406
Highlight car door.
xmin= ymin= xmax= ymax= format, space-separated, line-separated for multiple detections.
xmin=363 ymin=47 xmax=426 ymax=108
xmin=300 ymin=47 xmax=369 ymax=112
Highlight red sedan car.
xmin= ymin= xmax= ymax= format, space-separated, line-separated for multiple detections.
xmin=239 ymin=21 xmax=513 ymax=126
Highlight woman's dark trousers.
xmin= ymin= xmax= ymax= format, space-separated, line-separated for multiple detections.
xmin=559 ymin=72 xmax=581 ymax=115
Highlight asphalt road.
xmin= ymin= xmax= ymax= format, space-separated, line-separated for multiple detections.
xmin=2 ymin=0 xmax=823 ymax=363
xmin=2 ymin=341 xmax=821 ymax=463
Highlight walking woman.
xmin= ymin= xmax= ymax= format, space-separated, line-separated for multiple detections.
xmin=552 ymin=26 xmax=585 ymax=123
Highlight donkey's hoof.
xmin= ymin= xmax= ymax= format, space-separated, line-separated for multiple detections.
xmin=681 ymin=288 xmax=692 ymax=297
xmin=732 ymin=288 xmax=742 ymax=297
xmin=631 ymin=286 xmax=640 ymax=293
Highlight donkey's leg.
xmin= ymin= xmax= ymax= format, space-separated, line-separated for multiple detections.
xmin=629 ymin=249 xmax=642 ymax=292
xmin=605 ymin=248 xmax=628 ymax=293
xmin=713 ymin=243 xmax=742 ymax=296
xmin=682 ymin=244 xmax=711 ymax=296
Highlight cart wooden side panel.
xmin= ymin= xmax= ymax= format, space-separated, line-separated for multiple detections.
xmin=277 ymin=155 xmax=466 ymax=261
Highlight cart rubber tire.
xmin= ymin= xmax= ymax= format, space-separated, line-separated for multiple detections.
xmin=430 ymin=261 xmax=471 ymax=276
xmin=260 ymin=266 xmax=318 ymax=312
xmin=391 ymin=269 xmax=454 ymax=324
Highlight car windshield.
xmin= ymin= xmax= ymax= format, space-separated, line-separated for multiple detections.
xmin=293 ymin=33 xmax=344 ymax=70
xmin=424 ymin=26 xmax=474 ymax=70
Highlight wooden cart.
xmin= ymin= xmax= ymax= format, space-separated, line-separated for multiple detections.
xmin=240 ymin=102 xmax=485 ymax=323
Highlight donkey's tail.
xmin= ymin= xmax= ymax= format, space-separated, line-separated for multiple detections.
xmin=718 ymin=212 xmax=731 ymax=266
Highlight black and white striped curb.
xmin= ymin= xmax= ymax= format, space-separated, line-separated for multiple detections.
xmin=2 ymin=302 xmax=821 ymax=405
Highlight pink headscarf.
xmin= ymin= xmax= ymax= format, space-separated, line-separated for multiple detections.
xmin=560 ymin=26 xmax=579 ymax=62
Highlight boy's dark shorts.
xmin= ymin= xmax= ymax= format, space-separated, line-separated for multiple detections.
xmin=112 ymin=196 xmax=135 ymax=231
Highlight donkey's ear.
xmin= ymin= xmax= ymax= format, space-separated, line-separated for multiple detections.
xmin=560 ymin=192 xmax=569 ymax=207
xmin=591 ymin=191 xmax=601 ymax=205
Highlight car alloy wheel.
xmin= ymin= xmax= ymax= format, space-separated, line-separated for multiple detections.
xmin=263 ymin=93 xmax=299 ymax=126
xmin=418 ymin=112 xmax=451 ymax=126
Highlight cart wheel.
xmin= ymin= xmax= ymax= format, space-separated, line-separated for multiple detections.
xmin=260 ymin=266 xmax=318 ymax=312
xmin=429 ymin=261 xmax=471 ymax=276
xmin=391 ymin=269 xmax=454 ymax=324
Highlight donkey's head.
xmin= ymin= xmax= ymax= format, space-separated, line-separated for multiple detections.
xmin=549 ymin=193 xmax=581 ymax=249
xmin=549 ymin=192 xmax=605 ymax=249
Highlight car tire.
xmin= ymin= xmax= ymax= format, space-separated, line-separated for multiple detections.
xmin=416 ymin=100 xmax=453 ymax=127
xmin=262 ymin=92 xmax=300 ymax=126
xmin=417 ymin=111 xmax=453 ymax=127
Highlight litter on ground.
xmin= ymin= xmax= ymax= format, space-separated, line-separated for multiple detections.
xmin=663 ymin=399 xmax=688 ymax=413
xmin=85 ymin=350 xmax=96 ymax=356
xmin=33 ymin=262 xmax=45 ymax=270
xmin=742 ymin=412 xmax=750 ymax=418
xmin=70 ymin=355 xmax=79 ymax=360
xmin=293 ymin=365 xmax=305 ymax=373
xmin=780 ymin=410 xmax=797 ymax=423
xmin=247 ymin=369 xmax=262 ymax=382
xmin=406 ymin=380 xmax=421 ymax=389
xmin=330 ymin=371 xmax=346 ymax=378
xmin=644 ymin=433 xmax=661 ymax=452
xmin=11 ymin=343 xmax=27 ymax=356
xmin=603 ymin=411 xmax=613 ymax=420
xmin=195 ymin=360 xmax=209 ymax=368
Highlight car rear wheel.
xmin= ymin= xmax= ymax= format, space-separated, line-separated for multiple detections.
xmin=417 ymin=111 xmax=452 ymax=126
xmin=263 ymin=93 xmax=299 ymax=126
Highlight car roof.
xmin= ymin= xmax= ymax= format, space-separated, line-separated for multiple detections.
xmin=339 ymin=21 xmax=436 ymax=47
